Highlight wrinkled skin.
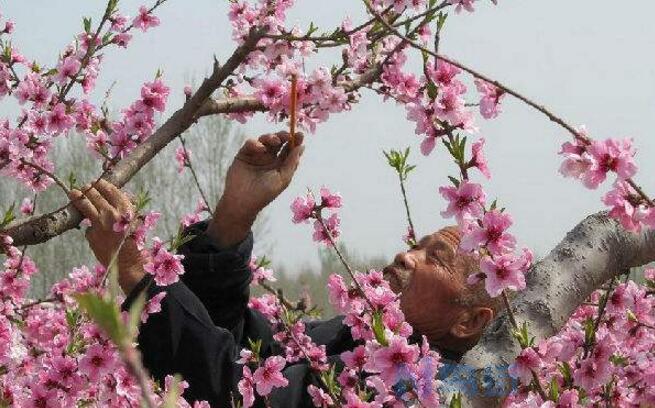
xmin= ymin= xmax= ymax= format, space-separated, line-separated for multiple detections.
xmin=384 ymin=228 xmax=494 ymax=350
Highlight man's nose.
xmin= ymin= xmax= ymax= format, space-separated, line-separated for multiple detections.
xmin=394 ymin=251 xmax=416 ymax=270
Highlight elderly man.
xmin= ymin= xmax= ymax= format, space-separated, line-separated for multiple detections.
xmin=69 ymin=132 xmax=499 ymax=407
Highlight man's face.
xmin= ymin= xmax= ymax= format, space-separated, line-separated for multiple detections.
xmin=382 ymin=227 xmax=468 ymax=340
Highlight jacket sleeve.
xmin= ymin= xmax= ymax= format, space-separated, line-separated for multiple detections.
xmin=122 ymin=276 xmax=240 ymax=407
xmin=176 ymin=220 xmax=254 ymax=331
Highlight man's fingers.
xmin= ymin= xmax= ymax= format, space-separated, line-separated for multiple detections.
xmin=94 ymin=179 xmax=132 ymax=213
xmin=240 ymin=138 xmax=267 ymax=157
xmin=82 ymin=185 xmax=115 ymax=215
xmin=69 ymin=189 xmax=100 ymax=222
xmin=275 ymin=131 xmax=304 ymax=147
xmin=279 ymin=144 xmax=305 ymax=182
xmin=259 ymin=133 xmax=283 ymax=152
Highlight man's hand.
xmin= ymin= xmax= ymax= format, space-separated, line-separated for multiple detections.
xmin=69 ymin=179 xmax=145 ymax=294
xmin=208 ymin=131 xmax=305 ymax=248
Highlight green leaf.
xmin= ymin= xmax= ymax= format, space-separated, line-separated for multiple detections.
xmin=437 ymin=12 xmax=448 ymax=30
xmin=65 ymin=309 xmax=80 ymax=328
xmin=134 ymin=188 xmax=152 ymax=212
xmin=169 ymin=229 xmax=196 ymax=252
xmin=43 ymin=68 xmax=58 ymax=76
xmin=449 ymin=392 xmax=462 ymax=408
xmin=548 ymin=377 xmax=560 ymax=401
xmin=609 ymin=353 xmax=628 ymax=367
xmin=426 ymin=80 xmax=438 ymax=100
xmin=0 ymin=203 xmax=16 ymax=229
xmin=512 ymin=321 xmax=533 ymax=348
xmin=67 ymin=172 xmax=78 ymax=191
xmin=74 ymin=292 xmax=125 ymax=345
xmin=162 ymin=374 xmax=183 ymax=408
xmin=448 ymin=176 xmax=460 ymax=188
xmin=107 ymin=0 xmax=119 ymax=14
xmin=558 ymin=362 xmax=573 ymax=387
xmin=127 ymin=291 xmax=146 ymax=340
xmin=102 ymin=32 xmax=113 ymax=45
xmin=83 ymin=17 xmax=92 ymax=33
xmin=256 ymin=256 xmax=272 ymax=269
xmin=372 ymin=311 xmax=388 ymax=346
xmin=458 ymin=136 xmax=467 ymax=162
xmin=583 ymin=318 xmax=595 ymax=345
xmin=442 ymin=139 xmax=454 ymax=156
xmin=247 ymin=338 xmax=262 ymax=353
xmin=626 ymin=309 xmax=637 ymax=322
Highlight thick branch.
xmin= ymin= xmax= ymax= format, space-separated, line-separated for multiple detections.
xmin=2 ymin=28 xmax=266 ymax=247
xmin=2 ymin=31 xmax=389 ymax=247
xmin=450 ymin=211 xmax=655 ymax=406
xmin=195 ymin=65 xmax=383 ymax=119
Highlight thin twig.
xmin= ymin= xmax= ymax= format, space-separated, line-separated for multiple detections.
xmin=315 ymin=215 xmax=376 ymax=311
xmin=397 ymin=172 xmax=416 ymax=240
xmin=363 ymin=0 xmax=654 ymax=207
xmin=583 ymin=276 xmax=617 ymax=358
xmin=19 ymin=297 xmax=57 ymax=310
xmin=178 ymin=135 xmax=213 ymax=214
xmin=276 ymin=303 xmax=342 ymax=407
xmin=530 ymin=369 xmax=549 ymax=401
xmin=259 ymin=281 xmax=295 ymax=310
xmin=120 ymin=346 xmax=156 ymax=408
xmin=501 ymin=290 xmax=518 ymax=330
xmin=20 ymin=159 xmax=71 ymax=195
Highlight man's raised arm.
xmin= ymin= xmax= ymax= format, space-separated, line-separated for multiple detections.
xmin=69 ymin=132 xmax=305 ymax=330
xmin=177 ymin=131 xmax=305 ymax=330
xmin=206 ymin=131 xmax=305 ymax=248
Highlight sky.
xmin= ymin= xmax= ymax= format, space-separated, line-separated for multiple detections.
xmin=3 ymin=1 xmax=655 ymax=273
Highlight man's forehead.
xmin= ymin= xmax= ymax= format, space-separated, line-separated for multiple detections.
xmin=417 ymin=227 xmax=461 ymax=248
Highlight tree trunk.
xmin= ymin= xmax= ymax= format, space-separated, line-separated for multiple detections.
xmin=447 ymin=211 xmax=655 ymax=407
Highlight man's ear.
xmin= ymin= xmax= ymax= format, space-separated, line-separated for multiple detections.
xmin=449 ymin=307 xmax=494 ymax=339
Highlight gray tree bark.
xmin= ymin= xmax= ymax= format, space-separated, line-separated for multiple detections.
xmin=446 ymin=212 xmax=655 ymax=407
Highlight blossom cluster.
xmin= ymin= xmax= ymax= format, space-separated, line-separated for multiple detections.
xmin=1 ymin=0 xmax=654 ymax=406
xmin=179 ymin=198 xmax=211 ymax=228
xmin=0 ymin=228 xmax=202 ymax=407
xmin=506 ymin=270 xmax=655 ymax=406
xmin=327 ymin=270 xmax=441 ymax=408
xmin=227 ymin=0 xmax=353 ymax=130
xmin=405 ymin=60 xmax=504 ymax=156
xmin=558 ymin=127 xmax=655 ymax=232
xmin=437 ymin=137 xmax=533 ymax=298
xmin=291 ymin=187 xmax=343 ymax=245
xmin=248 ymin=256 xmax=277 ymax=286
xmin=0 ymin=2 xmax=163 ymax=196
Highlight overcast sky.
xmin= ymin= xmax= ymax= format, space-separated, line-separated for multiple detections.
xmin=3 ymin=1 xmax=655 ymax=272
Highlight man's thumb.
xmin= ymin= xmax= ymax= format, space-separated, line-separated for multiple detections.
xmin=280 ymin=145 xmax=305 ymax=181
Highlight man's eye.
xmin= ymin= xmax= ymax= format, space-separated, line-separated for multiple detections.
xmin=428 ymin=251 xmax=444 ymax=266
